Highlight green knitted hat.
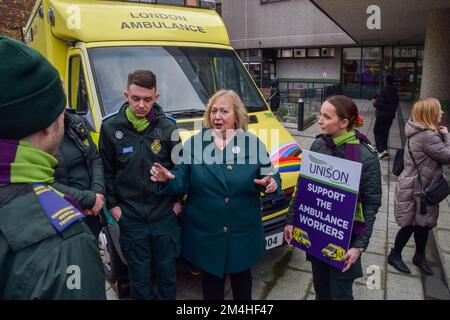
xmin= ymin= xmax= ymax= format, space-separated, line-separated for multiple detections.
xmin=0 ymin=36 xmax=66 ymax=140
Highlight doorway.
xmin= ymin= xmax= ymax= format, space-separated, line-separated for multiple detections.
xmin=392 ymin=60 xmax=417 ymax=101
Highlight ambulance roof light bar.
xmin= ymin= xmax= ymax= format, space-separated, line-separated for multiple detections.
xmin=118 ymin=0 xmax=216 ymax=9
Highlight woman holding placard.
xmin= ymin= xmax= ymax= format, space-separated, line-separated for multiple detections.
xmin=284 ymin=95 xmax=382 ymax=300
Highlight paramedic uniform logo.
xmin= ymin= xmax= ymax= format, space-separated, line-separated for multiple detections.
xmin=151 ymin=138 xmax=161 ymax=154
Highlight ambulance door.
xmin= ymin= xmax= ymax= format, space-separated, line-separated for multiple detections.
xmin=66 ymin=48 xmax=99 ymax=137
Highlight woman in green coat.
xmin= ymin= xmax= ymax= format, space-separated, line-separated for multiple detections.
xmin=284 ymin=95 xmax=382 ymax=300
xmin=150 ymin=89 xmax=281 ymax=300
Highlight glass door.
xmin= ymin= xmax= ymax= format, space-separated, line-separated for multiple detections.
xmin=392 ymin=60 xmax=416 ymax=101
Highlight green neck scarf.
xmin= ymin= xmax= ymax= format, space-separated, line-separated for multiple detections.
xmin=0 ymin=139 xmax=56 ymax=184
xmin=0 ymin=138 xmax=86 ymax=232
xmin=332 ymin=130 xmax=358 ymax=147
xmin=125 ymin=107 xmax=150 ymax=132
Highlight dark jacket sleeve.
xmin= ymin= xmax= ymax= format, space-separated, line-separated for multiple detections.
xmin=51 ymin=139 xmax=98 ymax=209
xmin=86 ymin=134 xmax=105 ymax=195
xmin=350 ymin=150 xmax=382 ymax=249
xmin=99 ymin=125 xmax=119 ymax=210
xmin=374 ymin=91 xmax=384 ymax=110
xmin=51 ymin=182 xmax=97 ymax=209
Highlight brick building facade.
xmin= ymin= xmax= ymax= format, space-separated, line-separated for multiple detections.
xmin=0 ymin=0 xmax=35 ymax=40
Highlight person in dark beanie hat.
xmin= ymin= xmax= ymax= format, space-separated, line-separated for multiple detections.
xmin=0 ymin=36 xmax=66 ymax=139
xmin=0 ymin=36 xmax=105 ymax=299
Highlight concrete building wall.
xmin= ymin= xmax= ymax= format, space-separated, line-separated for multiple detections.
xmin=420 ymin=9 xmax=450 ymax=102
xmin=276 ymin=48 xmax=341 ymax=80
xmin=220 ymin=0 xmax=355 ymax=49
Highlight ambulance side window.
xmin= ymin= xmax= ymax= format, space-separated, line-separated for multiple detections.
xmin=69 ymin=55 xmax=90 ymax=114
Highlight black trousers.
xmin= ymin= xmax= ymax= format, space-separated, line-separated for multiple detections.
xmin=310 ymin=258 xmax=355 ymax=300
xmin=119 ymin=214 xmax=179 ymax=300
xmin=373 ymin=113 xmax=395 ymax=153
xmin=393 ymin=225 xmax=430 ymax=256
xmin=202 ymin=268 xmax=252 ymax=300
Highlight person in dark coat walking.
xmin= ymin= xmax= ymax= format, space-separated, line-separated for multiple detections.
xmin=269 ymin=78 xmax=280 ymax=112
xmin=150 ymin=89 xmax=281 ymax=300
xmin=389 ymin=98 xmax=450 ymax=276
xmin=372 ymin=75 xmax=399 ymax=159
xmin=284 ymin=95 xmax=382 ymax=300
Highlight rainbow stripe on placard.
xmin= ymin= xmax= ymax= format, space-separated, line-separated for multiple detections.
xmin=270 ymin=141 xmax=302 ymax=173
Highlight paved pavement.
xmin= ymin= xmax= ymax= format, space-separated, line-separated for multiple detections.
xmin=106 ymin=99 xmax=450 ymax=300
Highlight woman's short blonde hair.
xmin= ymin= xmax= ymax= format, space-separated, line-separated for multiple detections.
xmin=412 ymin=97 xmax=442 ymax=132
xmin=203 ymin=89 xmax=249 ymax=131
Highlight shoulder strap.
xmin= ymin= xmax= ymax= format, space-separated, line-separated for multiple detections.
xmin=407 ymin=139 xmax=424 ymax=191
xmin=66 ymin=113 xmax=90 ymax=142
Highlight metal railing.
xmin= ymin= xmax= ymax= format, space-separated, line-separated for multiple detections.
xmin=275 ymin=81 xmax=341 ymax=131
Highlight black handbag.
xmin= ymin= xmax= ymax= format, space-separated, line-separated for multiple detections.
xmin=392 ymin=149 xmax=404 ymax=176
xmin=407 ymin=140 xmax=450 ymax=212
xmin=423 ymin=176 xmax=450 ymax=206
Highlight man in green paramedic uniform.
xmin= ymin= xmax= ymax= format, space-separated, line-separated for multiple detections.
xmin=0 ymin=36 xmax=105 ymax=299
xmin=99 ymin=70 xmax=181 ymax=300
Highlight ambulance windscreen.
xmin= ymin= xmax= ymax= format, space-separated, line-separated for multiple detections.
xmin=88 ymin=46 xmax=267 ymax=118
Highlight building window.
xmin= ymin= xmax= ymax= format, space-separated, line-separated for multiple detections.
xmin=383 ymin=46 xmax=393 ymax=75
xmin=361 ymin=47 xmax=382 ymax=98
xmin=293 ymin=49 xmax=306 ymax=58
xmin=321 ymin=48 xmax=335 ymax=57
xmin=417 ymin=46 xmax=424 ymax=59
xmin=277 ymin=47 xmax=335 ymax=59
xmin=307 ymin=48 xmax=320 ymax=57
xmin=342 ymin=47 xmax=362 ymax=98
xmin=281 ymin=49 xmax=293 ymax=58
xmin=238 ymin=49 xmax=261 ymax=61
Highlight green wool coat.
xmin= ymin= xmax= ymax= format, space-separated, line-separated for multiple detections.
xmin=158 ymin=129 xmax=282 ymax=277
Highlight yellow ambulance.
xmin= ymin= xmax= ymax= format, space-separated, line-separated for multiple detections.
xmin=292 ymin=227 xmax=311 ymax=248
xmin=24 ymin=0 xmax=302 ymax=290
xmin=322 ymin=243 xmax=346 ymax=262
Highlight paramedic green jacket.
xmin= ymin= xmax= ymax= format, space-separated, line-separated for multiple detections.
xmin=0 ymin=184 xmax=106 ymax=299
xmin=99 ymin=103 xmax=179 ymax=222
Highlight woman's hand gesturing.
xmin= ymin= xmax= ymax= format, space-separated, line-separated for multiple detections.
xmin=254 ymin=174 xmax=277 ymax=193
xmin=150 ymin=162 xmax=175 ymax=182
